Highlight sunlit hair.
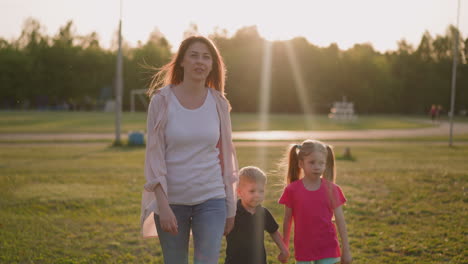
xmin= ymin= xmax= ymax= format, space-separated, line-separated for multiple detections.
xmin=286 ymin=139 xmax=336 ymax=184
xmin=147 ymin=35 xmax=226 ymax=97
xmin=284 ymin=139 xmax=338 ymax=208
xmin=239 ymin=166 xmax=267 ymax=186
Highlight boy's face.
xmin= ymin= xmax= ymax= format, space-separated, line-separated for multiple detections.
xmin=238 ymin=180 xmax=265 ymax=211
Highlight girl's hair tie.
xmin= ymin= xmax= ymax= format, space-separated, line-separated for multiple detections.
xmin=295 ymin=144 xmax=302 ymax=149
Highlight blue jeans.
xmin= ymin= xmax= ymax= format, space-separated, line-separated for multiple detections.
xmin=154 ymin=198 xmax=226 ymax=264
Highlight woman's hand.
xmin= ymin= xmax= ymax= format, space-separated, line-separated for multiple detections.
xmin=153 ymin=185 xmax=177 ymax=235
xmin=224 ymin=217 xmax=235 ymax=235
xmin=158 ymin=203 xmax=178 ymax=235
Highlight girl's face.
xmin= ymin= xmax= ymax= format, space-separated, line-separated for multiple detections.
xmin=180 ymin=41 xmax=213 ymax=83
xmin=299 ymin=151 xmax=327 ymax=180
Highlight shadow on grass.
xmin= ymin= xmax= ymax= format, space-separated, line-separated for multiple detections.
xmin=108 ymin=141 xmax=145 ymax=152
xmin=336 ymin=155 xmax=357 ymax=162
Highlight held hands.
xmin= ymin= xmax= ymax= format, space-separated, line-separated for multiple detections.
xmin=224 ymin=217 xmax=235 ymax=236
xmin=278 ymin=237 xmax=289 ymax=263
xmin=158 ymin=203 xmax=178 ymax=235
xmin=277 ymin=249 xmax=289 ymax=263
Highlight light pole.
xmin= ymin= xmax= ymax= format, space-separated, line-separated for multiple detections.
xmin=115 ymin=0 xmax=124 ymax=145
xmin=449 ymin=0 xmax=461 ymax=147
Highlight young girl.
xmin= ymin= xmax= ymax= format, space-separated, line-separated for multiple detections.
xmin=279 ymin=140 xmax=352 ymax=264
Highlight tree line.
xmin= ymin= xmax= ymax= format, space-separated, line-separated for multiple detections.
xmin=1 ymin=18 xmax=467 ymax=114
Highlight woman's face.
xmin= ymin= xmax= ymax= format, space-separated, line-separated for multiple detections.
xmin=180 ymin=41 xmax=213 ymax=83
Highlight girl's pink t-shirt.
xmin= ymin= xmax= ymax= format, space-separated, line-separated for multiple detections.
xmin=279 ymin=178 xmax=346 ymax=261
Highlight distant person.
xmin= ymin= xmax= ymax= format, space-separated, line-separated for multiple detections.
xmin=436 ymin=105 xmax=443 ymax=122
xmin=280 ymin=140 xmax=352 ymax=264
xmin=460 ymin=107 xmax=467 ymax=117
xmin=430 ymin=104 xmax=437 ymax=123
xmin=225 ymin=166 xmax=289 ymax=264
xmin=140 ymin=35 xmax=238 ymax=264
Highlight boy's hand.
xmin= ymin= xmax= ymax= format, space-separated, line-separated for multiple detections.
xmin=224 ymin=217 xmax=235 ymax=236
xmin=277 ymin=250 xmax=289 ymax=263
xmin=282 ymin=239 xmax=289 ymax=249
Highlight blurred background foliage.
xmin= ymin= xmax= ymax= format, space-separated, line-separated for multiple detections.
xmin=0 ymin=18 xmax=467 ymax=114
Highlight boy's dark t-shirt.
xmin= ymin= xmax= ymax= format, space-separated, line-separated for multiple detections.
xmin=225 ymin=200 xmax=279 ymax=264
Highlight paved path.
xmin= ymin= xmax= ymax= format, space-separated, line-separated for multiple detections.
xmin=1 ymin=121 xmax=467 ymax=141
xmin=233 ymin=121 xmax=468 ymax=140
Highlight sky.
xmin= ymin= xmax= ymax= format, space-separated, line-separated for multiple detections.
xmin=0 ymin=0 xmax=466 ymax=53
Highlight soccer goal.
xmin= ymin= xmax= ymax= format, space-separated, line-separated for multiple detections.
xmin=130 ymin=89 xmax=148 ymax=112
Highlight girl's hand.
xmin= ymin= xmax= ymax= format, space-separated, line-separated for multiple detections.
xmin=277 ymin=249 xmax=289 ymax=263
xmin=341 ymin=250 xmax=352 ymax=264
xmin=224 ymin=217 xmax=235 ymax=235
xmin=158 ymin=203 xmax=178 ymax=235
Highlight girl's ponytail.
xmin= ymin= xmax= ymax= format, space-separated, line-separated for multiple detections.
xmin=324 ymin=145 xmax=336 ymax=183
xmin=324 ymin=145 xmax=337 ymax=209
xmin=287 ymin=145 xmax=301 ymax=184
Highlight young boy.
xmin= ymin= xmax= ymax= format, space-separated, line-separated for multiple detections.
xmin=225 ymin=166 xmax=289 ymax=264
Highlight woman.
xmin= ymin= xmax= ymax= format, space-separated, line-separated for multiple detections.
xmin=140 ymin=36 xmax=238 ymax=264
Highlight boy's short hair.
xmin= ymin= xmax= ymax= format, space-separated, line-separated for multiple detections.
xmin=238 ymin=166 xmax=267 ymax=185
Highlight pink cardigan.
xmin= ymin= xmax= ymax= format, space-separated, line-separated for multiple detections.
xmin=140 ymin=85 xmax=239 ymax=238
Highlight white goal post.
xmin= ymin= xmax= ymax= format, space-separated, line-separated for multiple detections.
xmin=130 ymin=89 xmax=149 ymax=112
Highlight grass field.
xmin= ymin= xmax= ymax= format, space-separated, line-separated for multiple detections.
xmin=0 ymin=111 xmax=437 ymax=133
xmin=0 ymin=142 xmax=466 ymax=263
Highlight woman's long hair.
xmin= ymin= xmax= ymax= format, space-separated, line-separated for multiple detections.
xmin=147 ymin=35 xmax=226 ymax=97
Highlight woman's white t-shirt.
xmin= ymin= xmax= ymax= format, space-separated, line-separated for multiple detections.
xmin=164 ymin=89 xmax=226 ymax=205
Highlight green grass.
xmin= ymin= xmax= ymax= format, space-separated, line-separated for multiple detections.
xmin=0 ymin=111 xmax=147 ymax=134
xmin=231 ymin=113 xmax=435 ymax=131
xmin=0 ymin=111 xmax=435 ymax=133
xmin=0 ymin=142 xmax=466 ymax=263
